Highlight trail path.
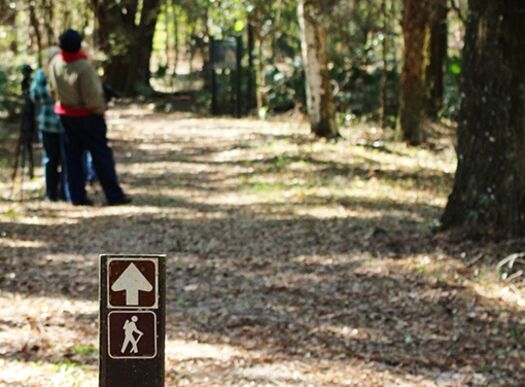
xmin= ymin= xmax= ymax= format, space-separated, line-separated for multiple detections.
xmin=1 ymin=106 xmax=524 ymax=386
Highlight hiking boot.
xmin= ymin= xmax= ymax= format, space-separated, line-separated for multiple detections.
xmin=107 ymin=195 xmax=132 ymax=206
xmin=72 ymin=198 xmax=94 ymax=206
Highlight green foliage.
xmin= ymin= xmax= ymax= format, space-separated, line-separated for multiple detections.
xmin=264 ymin=58 xmax=305 ymax=113
xmin=2 ymin=0 xmax=464 ymax=124
xmin=0 ymin=37 xmax=39 ymax=118
xmin=0 ymin=61 xmax=32 ymax=120
xmin=70 ymin=344 xmax=97 ymax=356
xmin=331 ymin=63 xmax=400 ymax=124
xmin=441 ymin=56 xmax=462 ymax=119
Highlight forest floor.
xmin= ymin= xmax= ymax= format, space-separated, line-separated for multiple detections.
xmin=0 ymin=105 xmax=524 ymax=386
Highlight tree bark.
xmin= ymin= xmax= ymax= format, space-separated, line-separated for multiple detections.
xmin=425 ymin=0 xmax=447 ymax=118
xmin=298 ymin=0 xmax=339 ymax=138
xmin=42 ymin=0 xmax=55 ymax=47
xmin=28 ymin=1 xmax=43 ymax=66
xmin=247 ymin=15 xmax=256 ymax=111
xmin=379 ymin=0 xmax=389 ymax=129
xmin=164 ymin=1 xmax=170 ymax=70
xmin=398 ymin=0 xmax=432 ymax=145
xmin=172 ymin=1 xmax=179 ymax=76
xmin=442 ymin=0 xmax=525 ymax=236
xmin=253 ymin=7 xmax=266 ymax=118
xmin=92 ymin=0 xmax=162 ymax=95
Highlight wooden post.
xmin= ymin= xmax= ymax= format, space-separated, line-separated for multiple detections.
xmin=99 ymin=254 xmax=166 ymax=387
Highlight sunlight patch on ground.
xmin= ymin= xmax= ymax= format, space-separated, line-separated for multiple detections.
xmin=471 ymin=282 xmax=525 ymax=309
xmin=41 ymin=253 xmax=94 ymax=264
xmin=60 ymin=204 xmax=176 ymax=218
xmin=166 ymin=339 xmax=245 ymax=361
xmin=123 ymin=161 xmax=211 ymax=175
xmin=238 ymin=362 xmax=308 ymax=384
xmin=0 ymin=359 xmax=97 ymax=387
xmin=0 ymin=294 xmax=98 ymax=387
xmin=0 ymin=238 xmax=47 ymax=248
xmin=0 ymin=213 xmax=79 ymax=225
xmin=234 ymin=358 xmax=442 ymax=386
xmin=0 ymin=293 xmax=97 ymax=319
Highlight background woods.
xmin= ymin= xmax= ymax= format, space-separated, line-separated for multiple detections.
xmin=0 ymin=0 xmax=460 ymax=118
xmin=1 ymin=2 xmax=525 ymax=384
xmin=2 ymin=1 xmax=524 ymax=231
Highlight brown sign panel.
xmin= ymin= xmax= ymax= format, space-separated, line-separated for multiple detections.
xmin=100 ymin=254 xmax=166 ymax=387
xmin=108 ymin=258 xmax=158 ymax=309
xmin=108 ymin=311 xmax=157 ymax=359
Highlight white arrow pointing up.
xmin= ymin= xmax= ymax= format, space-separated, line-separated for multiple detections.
xmin=111 ymin=263 xmax=153 ymax=305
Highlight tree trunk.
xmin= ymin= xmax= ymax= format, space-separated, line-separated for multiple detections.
xmin=188 ymin=25 xmax=195 ymax=77
xmin=28 ymin=2 xmax=43 ymax=66
xmin=442 ymin=0 xmax=525 ymax=236
xmin=379 ymin=0 xmax=389 ymax=129
xmin=425 ymin=0 xmax=447 ymax=118
xmin=166 ymin=2 xmax=171 ymax=70
xmin=247 ymin=15 xmax=256 ymax=111
xmin=398 ymin=0 xmax=431 ymax=145
xmin=173 ymin=2 xmax=179 ymax=76
xmin=297 ymin=0 xmax=339 ymax=138
xmin=92 ymin=0 xmax=162 ymax=95
xmin=42 ymin=0 xmax=55 ymax=46
xmin=254 ymin=8 xmax=266 ymax=118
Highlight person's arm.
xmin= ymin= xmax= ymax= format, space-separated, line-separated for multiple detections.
xmin=29 ymin=79 xmax=39 ymax=104
xmin=29 ymin=75 xmax=43 ymax=105
xmin=79 ymin=62 xmax=106 ymax=115
xmin=46 ymin=62 xmax=59 ymax=102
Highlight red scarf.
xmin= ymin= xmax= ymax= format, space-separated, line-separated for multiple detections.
xmin=61 ymin=50 xmax=88 ymax=63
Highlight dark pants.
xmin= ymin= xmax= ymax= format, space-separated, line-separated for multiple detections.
xmin=60 ymin=115 xmax=124 ymax=203
xmin=41 ymin=131 xmax=65 ymax=200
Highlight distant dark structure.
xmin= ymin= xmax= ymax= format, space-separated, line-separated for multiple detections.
xmin=209 ymin=36 xmax=243 ymax=117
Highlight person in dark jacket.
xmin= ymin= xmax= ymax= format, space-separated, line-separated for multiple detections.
xmin=30 ymin=47 xmax=67 ymax=201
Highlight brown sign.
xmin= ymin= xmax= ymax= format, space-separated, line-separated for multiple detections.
xmin=107 ymin=258 xmax=158 ymax=308
xmin=108 ymin=311 xmax=157 ymax=359
xmin=100 ymin=254 xmax=166 ymax=387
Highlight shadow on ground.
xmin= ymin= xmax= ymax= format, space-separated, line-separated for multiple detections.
xmin=0 ymin=115 xmax=523 ymax=385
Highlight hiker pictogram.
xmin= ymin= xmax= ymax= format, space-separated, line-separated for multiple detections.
xmin=108 ymin=311 xmax=157 ymax=359
xmin=121 ymin=315 xmax=143 ymax=354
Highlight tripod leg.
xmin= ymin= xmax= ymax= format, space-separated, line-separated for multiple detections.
xmin=20 ymin=162 xmax=24 ymax=202
xmin=10 ymin=136 xmax=23 ymax=199
xmin=20 ymin=145 xmax=26 ymax=201
xmin=21 ymin=144 xmax=26 ymax=176
xmin=11 ymin=135 xmax=21 ymax=181
xmin=27 ymin=142 xmax=34 ymax=179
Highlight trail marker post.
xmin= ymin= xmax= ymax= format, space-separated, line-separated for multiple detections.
xmin=100 ymin=254 xmax=166 ymax=387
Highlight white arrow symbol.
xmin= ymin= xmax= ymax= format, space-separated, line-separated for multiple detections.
xmin=111 ymin=263 xmax=153 ymax=306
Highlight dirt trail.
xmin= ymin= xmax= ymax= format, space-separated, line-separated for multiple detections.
xmin=0 ymin=106 xmax=524 ymax=386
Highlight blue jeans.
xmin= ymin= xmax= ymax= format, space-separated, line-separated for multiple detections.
xmin=83 ymin=151 xmax=97 ymax=184
xmin=60 ymin=115 xmax=125 ymax=203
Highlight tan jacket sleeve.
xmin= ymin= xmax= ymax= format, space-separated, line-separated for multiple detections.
xmin=47 ymin=58 xmax=59 ymax=101
xmin=79 ymin=62 xmax=106 ymax=115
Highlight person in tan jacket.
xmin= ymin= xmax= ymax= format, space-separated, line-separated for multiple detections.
xmin=48 ymin=29 xmax=130 ymax=206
